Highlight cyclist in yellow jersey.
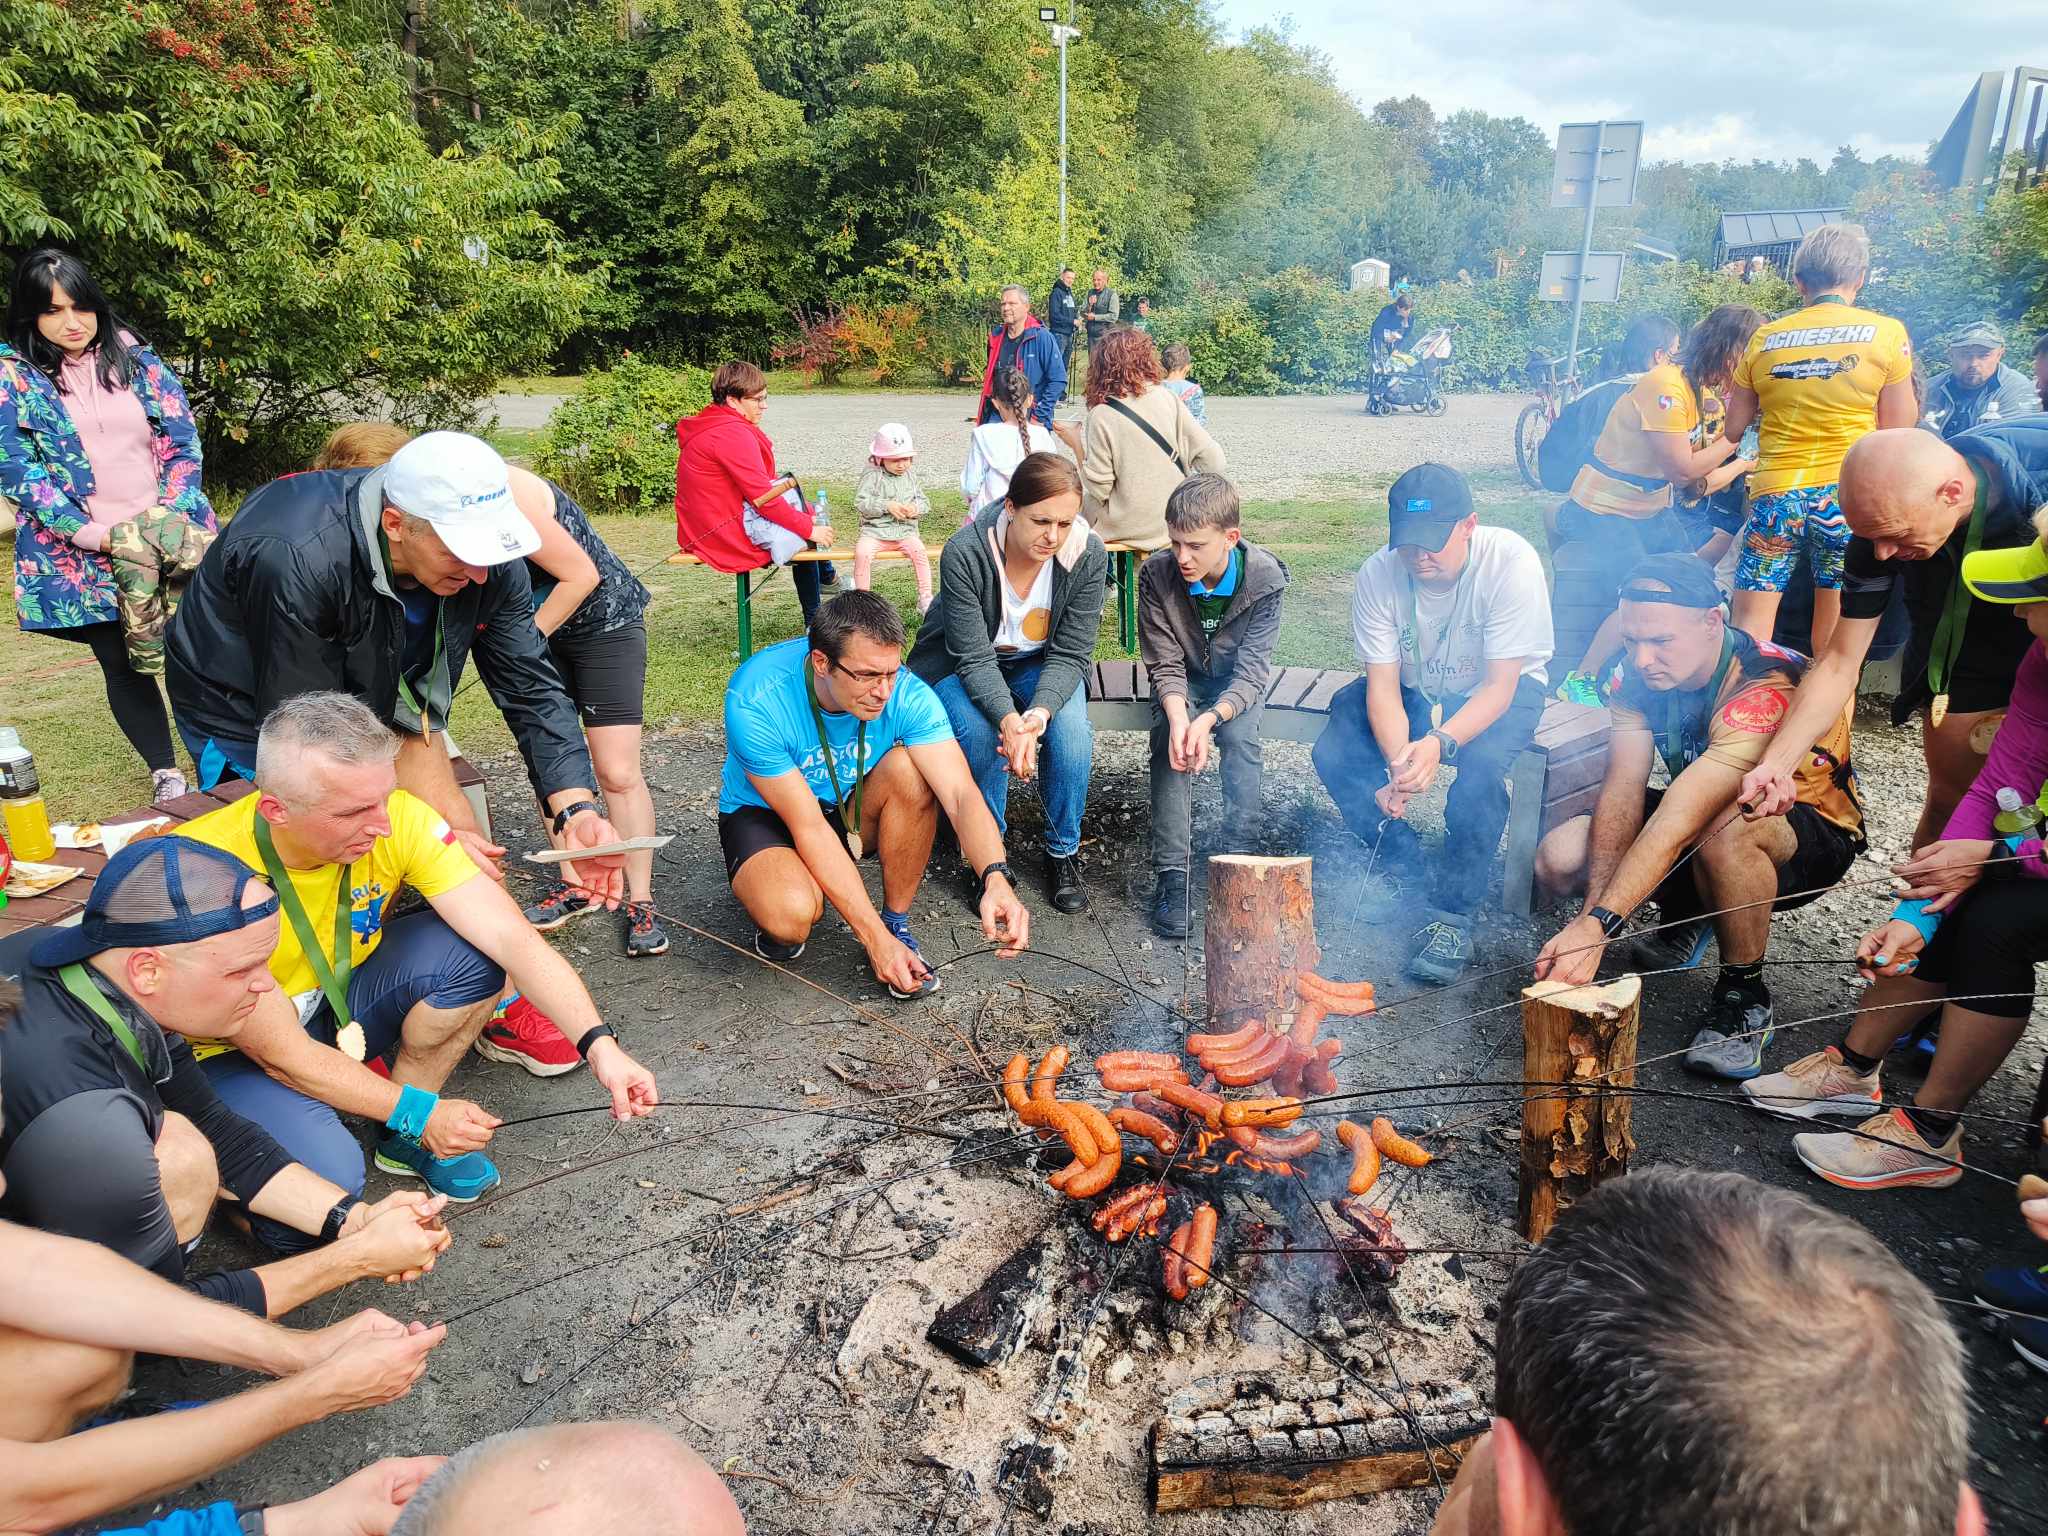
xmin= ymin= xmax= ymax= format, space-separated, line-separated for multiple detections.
xmin=1724 ymin=222 xmax=1917 ymax=656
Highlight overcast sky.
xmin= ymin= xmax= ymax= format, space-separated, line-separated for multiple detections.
xmin=1211 ymin=2 xmax=2043 ymax=165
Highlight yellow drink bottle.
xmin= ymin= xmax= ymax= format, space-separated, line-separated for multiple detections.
xmin=0 ymin=731 xmax=56 ymax=862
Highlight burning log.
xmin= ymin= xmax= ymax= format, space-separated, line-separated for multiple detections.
xmin=927 ymin=1234 xmax=1072 ymax=1369
xmin=1518 ymin=975 xmax=1641 ymax=1245
xmin=1151 ymin=1373 xmax=1488 ymax=1512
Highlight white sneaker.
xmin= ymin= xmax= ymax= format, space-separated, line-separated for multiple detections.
xmin=1741 ymin=1046 xmax=1882 ymax=1120
xmin=151 ymin=768 xmax=189 ymax=805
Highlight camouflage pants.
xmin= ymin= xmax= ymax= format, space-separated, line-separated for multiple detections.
xmin=108 ymin=509 xmax=216 ymax=676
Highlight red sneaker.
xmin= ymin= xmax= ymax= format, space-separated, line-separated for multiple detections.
xmin=473 ymin=995 xmax=581 ymax=1078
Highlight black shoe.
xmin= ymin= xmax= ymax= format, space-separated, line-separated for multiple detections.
xmin=754 ymin=931 xmax=805 ymax=962
xmin=1150 ymin=871 xmax=1190 ymax=939
xmin=1048 ymin=853 xmax=1089 ymax=913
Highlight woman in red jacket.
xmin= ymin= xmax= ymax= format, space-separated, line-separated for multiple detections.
xmin=675 ymin=361 xmax=833 ymax=625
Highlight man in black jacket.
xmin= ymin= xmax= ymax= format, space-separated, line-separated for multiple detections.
xmin=1047 ymin=267 xmax=1078 ymax=371
xmin=165 ymin=432 xmax=628 ymax=901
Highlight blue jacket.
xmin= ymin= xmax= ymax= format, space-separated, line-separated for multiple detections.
xmin=1955 ymin=414 xmax=2048 ymax=517
xmin=976 ymin=319 xmax=1066 ymax=429
xmin=1046 ymin=280 xmax=1077 ymax=336
xmin=99 ymin=1500 xmax=241 ymax=1535
xmin=1923 ymin=365 xmax=2039 ymax=439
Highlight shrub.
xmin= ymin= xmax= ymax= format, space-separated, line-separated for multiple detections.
xmin=535 ymin=354 xmax=710 ymax=512
xmin=772 ymin=302 xmax=931 ymax=386
xmin=1148 ymin=294 xmax=1278 ymax=393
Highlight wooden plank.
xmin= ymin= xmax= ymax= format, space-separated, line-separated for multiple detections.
xmin=1532 ymin=701 xmax=1609 ymax=749
xmin=669 ymin=546 xmax=938 ymax=567
xmin=1538 ymin=783 xmax=1603 ymax=835
xmin=1297 ymin=670 xmax=1356 ymax=713
xmin=1502 ymin=746 xmax=1549 ymax=917
xmin=1539 ymin=750 xmax=1610 ymax=804
xmin=450 ymin=754 xmax=486 ymax=790
xmin=1096 ymin=660 xmax=1139 ymax=703
xmin=1265 ymin=668 xmax=1318 ymax=710
xmin=1133 ymin=662 xmax=1152 ymax=700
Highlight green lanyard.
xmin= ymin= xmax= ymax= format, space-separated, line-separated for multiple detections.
xmin=378 ymin=528 xmax=446 ymax=739
xmin=253 ymin=816 xmax=356 ymax=1028
xmin=804 ymin=668 xmax=866 ymax=849
xmin=58 ymin=962 xmax=149 ymax=1075
xmin=1399 ymin=566 xmax=1472 ymax=725
xmin=1660 ymin=632 xmax=1737 ymax=774
xmin=1925 ymin=476 xmax=1990 ymax=715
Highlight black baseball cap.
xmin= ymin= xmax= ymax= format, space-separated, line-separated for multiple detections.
xmin=32 ymin=838 xmax=280 ymax=969
xmin=1386 ymin=464 xmax=1475 ymax=552
xmin=1617 ymin=554 xmax=1726 ymax=610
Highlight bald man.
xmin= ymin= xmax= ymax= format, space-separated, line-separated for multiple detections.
xmin=1741 ymin=421 xmax=2048 ymax=848
xmin=389 ymin=1421 xmax=746 ymax=1535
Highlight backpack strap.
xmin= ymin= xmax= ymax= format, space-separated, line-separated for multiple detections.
xmin=1104 ymin=396 xmax=1186 ymax=475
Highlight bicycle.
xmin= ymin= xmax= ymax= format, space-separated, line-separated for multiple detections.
xmin=1513 ymin=349 xmax=1591 ymax=490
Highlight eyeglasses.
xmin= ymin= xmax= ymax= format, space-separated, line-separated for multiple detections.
xmin=832 ymin=660 xmax=900 ymax=688
xmin=745 ymin=391 xmax=768 ymax=402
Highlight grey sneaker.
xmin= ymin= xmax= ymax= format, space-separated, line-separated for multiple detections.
xmin=1684 ymin=990 xmax=1775 ymax=1080
xmin=1354 ymin=867 xmax=1415 ymax=926
xmin=1406 ymin=910 xmax=1472 ymax=986
xmin=1628 ymin=917 xmax=1713 ymax=972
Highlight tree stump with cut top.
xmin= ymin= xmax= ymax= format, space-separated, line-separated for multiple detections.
xmin=1518 ymin=974 xmax=1642 ymax=1246
xmin=1203 ymin=855 xmax=1321 ymax=1035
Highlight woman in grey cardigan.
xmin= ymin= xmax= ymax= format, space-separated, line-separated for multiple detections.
xmin=907 ymin=454 xmax=1106 ymax=913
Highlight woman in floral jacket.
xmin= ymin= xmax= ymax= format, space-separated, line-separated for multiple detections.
xmin=3 ymin=249 xmax=216 ymax=801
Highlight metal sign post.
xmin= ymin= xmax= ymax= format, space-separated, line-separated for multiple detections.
xmin=1545 ymin=120 xmax=1643 ymax=379
xmin=1040 ymin=7 xmax=1079 ymax=250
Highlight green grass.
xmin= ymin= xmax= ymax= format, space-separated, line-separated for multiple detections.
xmin=2 ymin=472 xmax=1557 ymax=821
xmin=496 ymin=374 xmax=586 ymax=396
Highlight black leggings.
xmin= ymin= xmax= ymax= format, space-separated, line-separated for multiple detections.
xmin=1914 ymin=878 xmax=2048 ymax=1020
xmin=44 ymin=622 xmax=175 ymax=772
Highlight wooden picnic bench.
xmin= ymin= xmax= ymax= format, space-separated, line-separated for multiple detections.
xmin=667 ymin=541 xmax=1157 ymax=659
xmin=1083 ymin=662 xmax=1610 ymax=915
xmin=0 ymin=755 xmax=492 ymax=942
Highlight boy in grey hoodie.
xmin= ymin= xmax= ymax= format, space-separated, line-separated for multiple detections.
xmin=1136 ymin=473 xmax=1288 ymax=937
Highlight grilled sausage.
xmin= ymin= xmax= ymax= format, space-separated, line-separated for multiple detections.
xmin=1062 ymin=1144 xmax=1122 ymax=1198
xmin=1157 ymin=1082 xmax=1225 ymax=1129
xmin=1070 ymin=1101 xmax=1122 ymax=1158
xmin=1211 ymin=1035 xmax=1290 ymax=1086
xmin=1002 ymin=1054 xmax=1033 ymax=1115
xmin=1031 ymin=1045 xmax=1070 ymax=1105
xmin=1092 ymin=1183 xmax=1154 ymax=1235
xmin=1163 ymin=1220 xmax=1192 ymax=1300
xmin=1185 ymin=1204 xmax=1218 ymax=1289
xmin=1288 ymin=998 xmax=1328 ymax=1049
xmin=1336 ymin=1120 xmax=1381 ymax=1196
xmin=1043 ymin=1103 xmax=1098 ymax=1166
xmin=1108 ymin=1106 xmax=1180 ymax=1153
xmin=1370 ymin=1116 xmax=1433 ymax=1167
xmin=1099 ymin=1066 xmax=1189 ymax=1094
xmin=1221 ymin=1097 xmax=1303 ymax=1128
xmin=1187 ymin=1020 xmax=1262 ymax=1053
xmin=1096 ymin=1051 xmax=1184 ymax=1073
xmin=1250 ymin=1127 xmax=1322 ymax=1160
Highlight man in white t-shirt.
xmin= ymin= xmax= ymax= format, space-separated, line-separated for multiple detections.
xmin=1311 ymin=464 xmax=1554 ymax=983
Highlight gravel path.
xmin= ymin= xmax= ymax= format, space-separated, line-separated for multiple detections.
xmin=492 ymin=388 xmax=1529 ymax=500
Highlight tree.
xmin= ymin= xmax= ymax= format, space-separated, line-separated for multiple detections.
xmin=1370 ymin=95 xmax=1438 ymax=162
xmin=1429 ymin=111 xmax=1550 ymax=200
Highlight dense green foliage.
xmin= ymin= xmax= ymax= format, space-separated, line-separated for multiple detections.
xmin=534 ymin=355 xmax=709 ymax=511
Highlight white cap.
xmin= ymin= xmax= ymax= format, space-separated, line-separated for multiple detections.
xmin=383 ymin=432 xmax=538 ymax=567
xmin=868 ymin=422 xmax=917 ymax=460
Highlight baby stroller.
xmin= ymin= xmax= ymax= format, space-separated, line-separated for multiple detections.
xmin=1367 ymin=324 xmax=1454 ymax=416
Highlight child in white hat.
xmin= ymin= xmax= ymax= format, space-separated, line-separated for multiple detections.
xmin=854 ymin=422 xmax=932 ymax=611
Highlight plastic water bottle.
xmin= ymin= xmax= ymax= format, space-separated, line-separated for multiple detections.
xmin=813 ymin=488 xmax=830 ymax=543
xmin=1993 ymin=786 xmax=2045 ymax=837
xmin=0 ymin=727 xmax=55 ymax=862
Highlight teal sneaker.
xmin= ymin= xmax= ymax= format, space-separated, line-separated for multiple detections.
xmin=374 ymin=1133 xmax=502 ymax=1202
xmin=1552 ymin=670 xmax=1605 ymax=707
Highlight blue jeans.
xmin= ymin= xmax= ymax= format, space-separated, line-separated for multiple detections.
xmin=932 ymin=658 xmax=1093 ymax=857
xmin=203 ymin=910 xmax=504 ymax=1254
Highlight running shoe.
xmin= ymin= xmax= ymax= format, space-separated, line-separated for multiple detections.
xmin=1791 ymin=1107 xmax=1963 ymax=1191
xmin=1976 ymin=1261 xmax=2048 ymax=1319
xmin=1627 ymin=917 xmax=1713 ymax=972
xmin=473 ymin=994 xmax=580 ymax=1077
xmin=1683 ymin=990 xmax=1774 ymax=1080
xmin=1407 ymin=911 xmax=1471 ymax=986
xmin=151 ymin=768 xmax=189 ymax=806
xmin=624 ymin=900 xmax=670 ymax=958
xmin=523 ymin=882 xmax=594 ymax=931
xmin=1741 ymin=1046 xmax=1884 ymax=1120
xmin=1551 ymin=670 xmax=1605 ymax=708
xmin=755 ymin=931 xmax=805 ymax=962
xmin=373 ymin=1132 xmax=501 ymax=1202
xmin=2012 ymin=1316 xmax=2048 ymax=1376
xmin=878 ymin=909 xmax=940 ymax=999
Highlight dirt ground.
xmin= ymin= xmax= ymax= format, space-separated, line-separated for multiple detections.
xmin=123 ymin=703 xmax=2048 ymax=1534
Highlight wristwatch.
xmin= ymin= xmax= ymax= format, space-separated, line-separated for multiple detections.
xmin=320 ymin=1195 xmax=361 ymax=1245
xmin=551 ymin=799 xmax=602 ymax=835
xmin=1588 ymin=906 xmax=1628 ymax=938
xmin=977 ymin=861 xmax=1016 ymax=897
xmin=575 ymin=1024 xmax=618 ymax=1059
xmin=1428 ymin=727 xmax=1459 ymax=763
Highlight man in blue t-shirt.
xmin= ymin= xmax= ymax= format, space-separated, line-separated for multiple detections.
xmin=718 ymin=592 xmax=1031 ymax=997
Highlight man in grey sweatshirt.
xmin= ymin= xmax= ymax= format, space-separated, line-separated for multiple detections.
xmin=1136 ymin=474 xmax=1288 ymax=938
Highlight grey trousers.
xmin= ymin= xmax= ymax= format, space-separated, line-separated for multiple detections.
xmin=1150 ymin=688 xmax=1265 ymax=873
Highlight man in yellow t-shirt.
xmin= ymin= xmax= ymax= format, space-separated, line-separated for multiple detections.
xmin=176 ymin=691 xmax=657 ymax=1231
xmin=1532 ymin=557 xmax=1864 ymax=1083
xmin=1723 ymin=221 xmax=1917 ymax=654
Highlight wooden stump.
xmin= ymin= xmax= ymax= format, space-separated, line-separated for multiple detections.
xmin=1518 ymin=975 xmax=1641 ymax=1246
xmin=1203 ymin=855 xmax=1320 ymax=1033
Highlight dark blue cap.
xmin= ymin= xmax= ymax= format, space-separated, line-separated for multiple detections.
xmin=1386 ymin=463 xmax=1475 ymax=552
xmin=32 ymin=838 xmax=280 ymax=969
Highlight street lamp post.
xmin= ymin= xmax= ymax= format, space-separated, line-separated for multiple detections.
xmin=1040 ymin=6 xmax=1079 ymax=252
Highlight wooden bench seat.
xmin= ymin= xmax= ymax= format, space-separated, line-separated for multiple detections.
xmin=1082 ymin=662 xmax=1610 ymax=914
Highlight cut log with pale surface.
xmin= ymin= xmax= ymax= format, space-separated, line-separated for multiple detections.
xmin=1203 ymin=855 xmax=1320 ymax=1034
xmin=1151 ymin=1373 xmax=1487 ymax=1512
xmin=1518 ymin=974 xmax=1641 ymax=1246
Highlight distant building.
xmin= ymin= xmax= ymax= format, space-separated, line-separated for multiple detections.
xmin=1349 ymin=258 xmax=1391 ymax=293
xmin=1711 ymin=209 xmax=1846 ymax=278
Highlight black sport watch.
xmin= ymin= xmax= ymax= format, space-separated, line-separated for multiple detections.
xmin=1428 ymin=727 xmax=1459 ymax=763
xmin=551 ymin=799 xmax=602 ymax=835
xmin=320 ymin=1195 xmax=361 ymax=1245
xmin=575 ymin=1024 xmax=618 ymax=1059
xmin=1588 ymin=906 xmax=1628 ymax=938
xmin=977 ymin=861 xmax=1016 ymax=897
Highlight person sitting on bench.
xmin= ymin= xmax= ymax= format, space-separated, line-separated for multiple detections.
xmin=1312 ymin=464 xmax=1553 ymax=985
xmin=718 ymin=591 xmax=1031 ymax=998
xmin=1534 ymin=556 xmax=1866 ymax=1081
xmin=1137 ymin=473 xmax=1287 ymax=939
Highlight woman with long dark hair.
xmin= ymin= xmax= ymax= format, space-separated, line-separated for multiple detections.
xmin=2 ymin=249 xmax=215 ymax=801
xmin=907 ymin=453 xmax=1106 ymax=913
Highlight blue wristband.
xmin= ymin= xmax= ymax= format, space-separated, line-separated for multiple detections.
xmin=1888 ymin=898 xmax=1944 ymax=945
xmin=386 ymin=1083 xmax=438 ymax=1140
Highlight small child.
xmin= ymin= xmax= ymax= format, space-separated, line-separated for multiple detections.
xmin=1160 ymin=343 xmax=1207 ymax=424
xmin=1136 ymin=473 xmax=1286 ymax=938
xmin=962 ymin=366 xmax=1058 ymax=519
xmin=854 ymin=422 xmax=933 ymax=611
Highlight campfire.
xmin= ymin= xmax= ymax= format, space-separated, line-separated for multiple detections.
xmin=924 ymin=856 xmax=1486 ymax=1518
